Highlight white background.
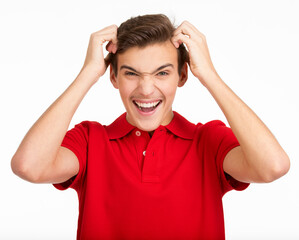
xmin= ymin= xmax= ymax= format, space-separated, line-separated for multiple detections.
xmin=1 ymin=0 xmax=298 ymax=239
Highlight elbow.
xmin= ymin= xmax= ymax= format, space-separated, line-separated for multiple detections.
xmin=11 ymin=155 xmax=42 ymax=183
xmin=261 ymin=154 xmax=290 ymax=183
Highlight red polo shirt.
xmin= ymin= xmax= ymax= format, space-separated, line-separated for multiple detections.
xmin=54 ymin=111 xmax=249 ymax=239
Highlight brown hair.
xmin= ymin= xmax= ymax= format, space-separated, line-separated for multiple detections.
xmin=107 ymin=14 xmax=189 ymax=77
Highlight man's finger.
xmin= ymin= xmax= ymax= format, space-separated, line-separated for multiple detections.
xmin=106 ymin=41 xmax=118 ymax=53
xmin=92 ymin=24 xmax=118 ymax=37
xmin=173 ymin=21 xmax=206 ymax=42
xmin=171 ymin=32 xmax=191 ymax=49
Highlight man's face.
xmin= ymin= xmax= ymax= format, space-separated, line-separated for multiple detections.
xmin=110 ymin=40 xmax=188 ymax=132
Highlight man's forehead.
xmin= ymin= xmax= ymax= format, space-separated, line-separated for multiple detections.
xmin=117 ymin=41 xmax=178 ymax=69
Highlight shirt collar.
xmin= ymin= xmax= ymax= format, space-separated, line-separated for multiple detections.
xmin=164 ymin=111 xmax=196 ymax=140
xmin=105 ymin=113 xmax=135 ymax=139
xmin=105 ymin=111 xmax=196 ymax=140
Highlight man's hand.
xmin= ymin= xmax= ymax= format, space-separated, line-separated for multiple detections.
xmin=171 ymin=21 xmax=217 ymax=86
xmin=172 ymin=21 xmax=289 ymax=184
xmin=82 ymin=24 xmax=118 ymax=79
xmin=11 ymin=24 xmax=119 ymax=184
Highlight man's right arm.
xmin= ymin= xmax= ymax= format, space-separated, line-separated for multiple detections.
xmin=11 ymin=25 xmax=118 ymax=184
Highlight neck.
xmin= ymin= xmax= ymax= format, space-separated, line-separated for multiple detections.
xmin=148 ymin=130 xmax=154 ymax=137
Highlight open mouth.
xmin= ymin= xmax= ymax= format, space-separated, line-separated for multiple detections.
xmin=133 ymin=100 xmax=162 ymax=113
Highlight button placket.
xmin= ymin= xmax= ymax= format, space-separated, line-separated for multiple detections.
xmin=141 ymin=128 xmax=165 ymax=183
xmin=132 ymin=129 xmax=149 ymax=172
xmin=142 ymin=149 xmax=160 ymax=183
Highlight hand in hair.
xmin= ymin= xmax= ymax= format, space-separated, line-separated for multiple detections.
xmin=172 ymin=21 xmax=290 ymax=184
xmin=171 ymin=21 xmax=217 ymax=86
xmin=82 ymin=24 xmax=118 ymax=78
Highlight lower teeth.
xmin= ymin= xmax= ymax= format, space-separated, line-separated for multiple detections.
xmin=139 ymin=106 xmax=156 ymax=112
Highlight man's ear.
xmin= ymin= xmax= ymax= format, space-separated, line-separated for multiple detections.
xmin=178 ymin=62 xmax=188 ymax=87
xmin=110 ymin=65 xmax=119 ymax=89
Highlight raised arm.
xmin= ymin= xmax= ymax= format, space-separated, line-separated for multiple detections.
xmin=11 ymin=25 xmax=118 ymax=184
xmin=171 ymin=21 xmax=290 ymax=183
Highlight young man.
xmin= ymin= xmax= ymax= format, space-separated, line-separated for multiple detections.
xmin=11 ymin=14 xmax=290 ymax=239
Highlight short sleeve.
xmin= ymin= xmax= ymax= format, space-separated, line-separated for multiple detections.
xmin=53 ymin=121 xmax=89 ymax=192
xmin=202 ymin=120 xmax=249 ymax=195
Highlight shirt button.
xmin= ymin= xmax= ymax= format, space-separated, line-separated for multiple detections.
xmin=135 ymin=131 xmax=141 ymax=136
xmin=143 ymin=151 xmax=146 ymax=156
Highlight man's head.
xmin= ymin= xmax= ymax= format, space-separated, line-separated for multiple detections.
xmin=109 ymin=14 xmax=189 ymax=77
xmin=109 ymin=14 xmax=189 ymax=132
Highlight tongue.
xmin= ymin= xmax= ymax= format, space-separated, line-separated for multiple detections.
xmin=140 ymin=106 xmax=155 ymax=112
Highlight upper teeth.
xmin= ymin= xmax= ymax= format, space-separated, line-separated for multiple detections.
xmin=134 ymin=100 xmax=160 ymax=108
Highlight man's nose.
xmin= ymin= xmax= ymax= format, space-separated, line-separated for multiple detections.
xmin=139 ymin=75 xmax=155 ymax=96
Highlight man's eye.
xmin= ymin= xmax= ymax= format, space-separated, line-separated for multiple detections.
xmin=157 ymin=71 xmax=169 ymax=76
xmin=125 ymin=72 xmax=137 ymax=76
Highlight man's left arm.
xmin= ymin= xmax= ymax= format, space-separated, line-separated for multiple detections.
xmin=171 ymin=21 xmax=290 ymax=183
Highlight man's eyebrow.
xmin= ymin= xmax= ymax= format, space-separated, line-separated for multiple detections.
xmin=120 ymin=63 xmax=174 ymax=74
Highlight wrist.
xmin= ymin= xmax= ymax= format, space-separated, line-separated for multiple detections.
xmin=197 ymin=70 xmax=221 ymax=89
xmin=78 ymin=65 xmax=102 ymax=84
xmin=73 ymin=67 xmax=100 ymax=91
